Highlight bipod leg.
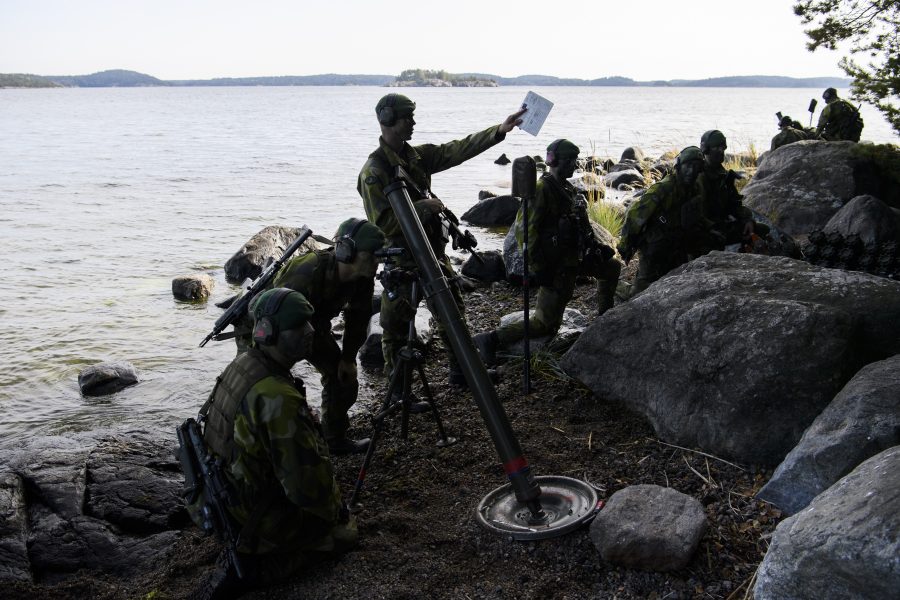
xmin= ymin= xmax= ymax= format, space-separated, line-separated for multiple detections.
xmin=349 ymin=357 xmax=406 ymax=509
xmin=415 ymin=363 xmax=457 ymax=448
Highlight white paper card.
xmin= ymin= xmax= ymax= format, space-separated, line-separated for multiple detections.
xmin=517 ymin=91 xmax=553 ymax=136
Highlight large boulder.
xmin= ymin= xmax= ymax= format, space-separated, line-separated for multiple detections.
xmin=561 ymin=252 xmax=900 ymax=465
xmin=78 ymin=361 xmax=139 ymax=396
xmin=605 ymin=169 xmax=645 ymax=189
xmin=461 ymin=251 xmax=506 ymax=283
xmin=620 ymin=147 xmax=646 ymax=163
xmin=460 ymin=194 xmax=520 ymax=227
xmin=0 ymin=471 xmax=29 ymax=581
xmin=742 ymin=140 xmax=900 ymax=236
xmin=589 ymin=484 xmax=707 ymax=572
xmin=224 ymin=225 xmax=318 ymax=284
xmin=757 ymin=355 xmax=900 ymax=515
xmin=754 ymin=446 xmax=900 ymax=600
xmin=821 ymin=194 xmax=900 ymax=247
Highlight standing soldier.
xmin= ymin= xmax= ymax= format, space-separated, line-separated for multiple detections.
xmin=357 ymin=92 xmax=525 ymax=387
xmin=472 ymin=139 xmax=620 ymax=365
xmin=771 ymin=115 xmax=809 ymax=151
xmin=618 ymin=146 xmax=711 ymax=295
xmin=197 ymin=288 xmax=356 ymax=597
xmin=233 ymin=218 xmax=385 ymax=455
xmin=816 ymin=87 xmax=864 ymax=142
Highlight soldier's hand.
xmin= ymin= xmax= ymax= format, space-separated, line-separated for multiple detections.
xmin=337 ymin=359 xmax=358 ymax=386
xmin=499 ymin=108 xmax=527 ymax=134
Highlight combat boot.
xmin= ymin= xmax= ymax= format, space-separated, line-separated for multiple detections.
xmin=328 ymin=437 xmax=371 ymax=456
xmin=597 ymin=282 xmax=616 ymax=316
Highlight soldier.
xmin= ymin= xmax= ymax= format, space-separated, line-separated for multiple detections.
xmin=816 ymin=87 xmax=864 ymax=142
xmin=197 ymin=288 xmax=356 ymax=597
xmin=472 ymin=139 xmax=619 ymax=364
xmin=618 ymin=146 xmax=710 ymax=295
xmin=233 ymin=218 xmax=385 ymax=455
xmin=771 ymin=115 xmax=808 ymax=151
xmin=357 ymin=92 xmax=525 ymax=387
xmin=697 ymin=129 xmax=762 ymax=249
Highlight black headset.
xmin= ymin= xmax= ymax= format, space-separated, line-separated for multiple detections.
xmin=546 ymin=139 xmax=564 ymax=167
xmin=252 ymin=288 xmax=293 ymax=346
xmin=377 ymin=94 xmax=399 ymax=127
xmin=334 ymin=218 xmax=369 ymax=263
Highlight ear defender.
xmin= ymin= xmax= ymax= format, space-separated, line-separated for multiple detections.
xmin=252 ymin=288 xmax=293 ymax=346
xmin=546 ymin=139 xmax=563 ymax=167
xmin=334 ymin=218 xmax=369 ymax=263
xmin=377 ymin=94 xmax=398 ymax=127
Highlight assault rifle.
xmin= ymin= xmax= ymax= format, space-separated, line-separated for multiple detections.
xmin=176 ymin=417 xmax=246 ymax=579
xmin=394 ymin=165 xmax=483 ymax=264
xmin=199 ymin=227 xmax=313 ymax=347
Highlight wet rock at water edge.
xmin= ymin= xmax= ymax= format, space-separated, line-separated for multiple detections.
xmin=224 ymin=225 xmax=319 ymax=284
xmin=494 ymin=153 xmax=511 ymax=165
xmin=172 ymin=273 xmax=214 ymax=301
xmin=78 ymin=362 xmax=139 ymax=396
xmin=590 ymin=484 xmax=708 ymax=571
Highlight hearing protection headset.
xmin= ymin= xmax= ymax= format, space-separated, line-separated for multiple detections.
xmin=377 ymin=94 xmax=399 ymax=127
xmin=546 ymin=139 xmax=564 ymax=167
xmin=252 ymin=288 xmax=293 ymax=346
xmin=334 ymin=218 xmax=369 ymax=263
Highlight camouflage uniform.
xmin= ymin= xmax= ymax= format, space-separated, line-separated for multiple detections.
xmin=357 ymin=126 xmax=506 ymax=373
xmin=619 ymin=173 xmax=708 ymax=295
xmin=697 ymin=163 xmax=756 ymax=247
xmin=202 ymin=348 xmax=356 ymax=582
xmin=233 ymin=249 xmax=373 ymax=443
xmin=770 ymin=126 xmax=807 ymax=151
xmin=816 ymin=98 xmax=863 ymax=142
xmin=496 ymin=173 xmax=620 ymax=345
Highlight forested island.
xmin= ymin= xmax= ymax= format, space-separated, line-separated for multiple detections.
xmin=0 ymin=68 xmax=850 ymax=89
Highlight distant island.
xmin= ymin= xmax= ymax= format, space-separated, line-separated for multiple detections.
xmin=0 ymin=68 xmax=851 ymax=89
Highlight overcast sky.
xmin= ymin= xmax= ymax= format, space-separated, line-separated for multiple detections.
xmin=1 ymin=0 xmax=846 ymax=81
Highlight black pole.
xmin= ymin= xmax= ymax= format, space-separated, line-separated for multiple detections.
xmin=512 ymin=157 xmax=537 ymax=394
xmin=383 ymin=180 xmax=543 ymax=515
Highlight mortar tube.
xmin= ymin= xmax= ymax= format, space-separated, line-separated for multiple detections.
xmin=383 ymin=180 xmax=543 ymax=512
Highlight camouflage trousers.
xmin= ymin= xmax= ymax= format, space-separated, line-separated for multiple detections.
xmin=308 ymin=327 xmax=359 ymax=443
xmin=632 ymin=239 xmax=690 ymax=296
xmin=496 ymin=257 xmax=621 ymax=346
xmin=380 ymin=256 xmax=466 ymax=375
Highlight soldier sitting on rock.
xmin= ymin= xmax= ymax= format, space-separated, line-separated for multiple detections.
xmin=816 ymin=87 xmax=864 ymax=142
xmin=473 ymin=139 xmax=620 ymax=365
xmin=618 ymin=146 xmax=711 ymax=296
xmin=234 ymin=218 xmax=385 ymax=456
xmin=196 ymin=288 xmax=357 ymax=598
xmin=770 ymin=115 xmax=808 ymax=151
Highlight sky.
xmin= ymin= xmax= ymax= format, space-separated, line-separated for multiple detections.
xmin=1 ymin=0 xmax=847 ymax=81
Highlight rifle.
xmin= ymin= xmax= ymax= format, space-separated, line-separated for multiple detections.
xmin=199 ymin=227 xmax=313 ymax=347
xmin=176 ymin=417 xmax=246 ymax=579
xmin=394 ymin=165 xmax=483 ymax=264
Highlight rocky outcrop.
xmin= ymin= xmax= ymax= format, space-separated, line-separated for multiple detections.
xmin=822 ymin=194 xmax=900 ymax=246
xmin=757 ymin=355 xmax=900 ymax=515
xmin=590 ymin=485 xmax=707 ymax=571
xmin=461 ymin=195 xmax=520 ymax=227
xmin=172 ymin=273 xmax=214 ymax=301
xmin=606 ymin=169 xmax=645 ymax=189
xmin=1 ymin=433 xmax=186 ymax=583
xmin=561 ymin=252 xmax=900 ymax=465
xmin=754 ymin=446 xmax=900 ymax=600
xmin=78 ymin=362 xmax=139 ymax=396
xmin=224 ymin=225 xmax=318 ymax=284
xmin=461 ymin=251 xmax=506 ymax=283
xmin=620 ymin=147 xmax=645 ymax=163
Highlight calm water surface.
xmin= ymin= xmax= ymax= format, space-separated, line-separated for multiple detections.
xmin=1 ymin=86 xmax=897 ymax=453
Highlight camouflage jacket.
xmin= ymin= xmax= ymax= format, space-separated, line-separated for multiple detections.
xmin=357 ymin=126 xmax=505 ymax=248
xmin=770 ymin=127 xmax=807 ymax=151
xmin=817 ymin=99 xmax=863 ymax=142
xmin=514 ymin=173 xmax=590 ymax=273
xmin=619 ymin=174 xmax=706 ymax=255
xmin=204 ymin=349 xmax=342 ymax=555
xmin=273 ymin=249 xmax=373 ymax=362
xmin=697 ymin=163 xmax=752 ymax=227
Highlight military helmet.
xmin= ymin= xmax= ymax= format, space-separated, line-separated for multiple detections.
xmin=675 ymin=146 xmax=705 ymax=167
xmin=823 ymin=87 xmax=838 ymax=101
xmin=376 ymin=93 xmax=415 ymax=126
xmin=546 ymin=139 xmax=580 ymax=166
xmin=333 ymin=218 xmax=385 ymax=263
xmin=250 ymin=288 xmax=314 ymax=346
xmin=779 ymin=115 xmax=794 ymax=128
xmin=699 ymin=130 xmax=727 ymax=153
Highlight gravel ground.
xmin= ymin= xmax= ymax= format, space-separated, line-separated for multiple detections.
xmin=7 ymin=267 xmax=783 ymax=600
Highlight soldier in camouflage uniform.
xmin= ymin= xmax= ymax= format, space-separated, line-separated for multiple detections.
xmin=199 ymin=288 xmax=356 ymax=596
xmin=618 ymin=146 xmax=710 ymax=295
xmin=357 ymin=92 xmax=525 ymax=386
xmin=233 ymin=218 xmax=385 ymax=455
xmin=770 ymin=115 xmax=808 ymax=151
xmin=472 ymin=139 xmax=619 ymax=364
xmin=816 ymin=87 xmax=864 ymax=142
xmin=697 ymin=130 xmax=765 ymax=249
